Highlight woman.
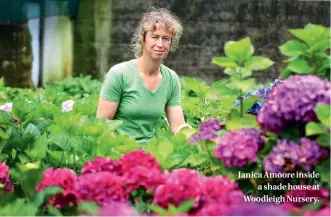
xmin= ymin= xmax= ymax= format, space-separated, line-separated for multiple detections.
xmin=96 ymin=8 xmax=189 ymax=144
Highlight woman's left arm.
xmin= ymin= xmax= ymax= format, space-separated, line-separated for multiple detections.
xmin=166 ymin=106 xmax=190 ymax=134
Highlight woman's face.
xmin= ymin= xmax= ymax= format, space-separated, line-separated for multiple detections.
xmin=143 ymin=27 xmax=172 ymax=60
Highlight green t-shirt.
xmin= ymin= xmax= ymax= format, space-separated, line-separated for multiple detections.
xmin=100 ymin=59 xmax=181 ymax=144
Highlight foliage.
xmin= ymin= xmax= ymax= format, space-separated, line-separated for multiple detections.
xmin=279 ymin=23 xmax=330 ymax=80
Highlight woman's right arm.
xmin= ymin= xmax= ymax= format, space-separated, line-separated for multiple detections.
xmin=96 ymin=97 xmax=119 ymax=120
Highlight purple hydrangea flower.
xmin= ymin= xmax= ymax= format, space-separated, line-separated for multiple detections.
xmin=0 ymin=103 xmax=13 ymax=113
xmin=189 ymin=118 xmax=221 ymax=144
xmin=257 ymin=75 xmax=330 ymax=134
xmin=264 ymin=138 xmax=329 ymax=173
xmin=214 ymin=128 xmax=265 ymax=168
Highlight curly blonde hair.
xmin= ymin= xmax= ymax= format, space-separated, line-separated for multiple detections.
xmin=130 ymin=7 xmax=183 ymax=58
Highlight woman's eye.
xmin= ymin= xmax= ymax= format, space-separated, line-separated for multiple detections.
xmin=163 ymin=38 xmax=170 ymax=41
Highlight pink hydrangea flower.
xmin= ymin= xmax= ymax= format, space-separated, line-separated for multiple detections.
xmin=96 ymin=202 xmax=141 ymax=216
xmin=194 ymin=176 xmax=244 ymax=215
xmin=77 ymin=172 xmax=128 ymax=207
xmin=61 ymin=100 xmax=75 ymax=112
xmin=153 ymin=169 xmax=202 ymax=209
xmin=118 ymin=149 xmax=161 ymax=173
xmin=81 ymin=157 xmax=120 ymax=175
xmin=36 ymin=167 xmax=79 ymax=208
xmin=0 ymin=161 xmax=13 ymax=192
xmin=282 ymin=186 xmax=330 ymax=213
xmin=124 ymin=166 xmax=164 ymax=193
xmin=304 ymin=206 xmax=330 ymax=216
xmin=0 ymin=103 xmax=12 ymax=113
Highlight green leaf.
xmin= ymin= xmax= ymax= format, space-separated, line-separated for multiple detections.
xmin=77 ymin=201 xmax=100 ymax=215
xmin=226 ymin=109 xmax=259 ymax=130
xmin=244 ymin=56 xmax=274 ymax=70
xmin=233 ymin=78 xmax=256 ymax=92
xmin=0 ymin=110 xmax=14 ymax=125
xmin=316 ymin=103 xmax=330 ymax=127
xmin=305 ymin=122 xmax=325 ymax=136
xmin=149 ymin=205 xmax=168 ymax=216
xmin=225 ymin=37 xmax=254 ymax=63
xmin=301 ymin=200 xmax=323 ymax=212
xmin=25 ymin=133 xmax=48 ymax=159
xmin=158 ymin=140 xmax=174 ymax=159
xmin=33 ymin=186 xmax=63 ymax=207
xmin=316 ymin=134 xmax=330 ymax=147
xmin=181 ymin=152 xmax=209 ymax=167
xmin=279 ymin=40 xmax=309 ymax=56
xmin=315 ymin=159 xmax=330 ymax=185
xmin=24 ymin=123 xmax=41 ymax=138
xmin=279 ymin=68 xmax=295 ymax=79
xmin=287 ymin=58 xmax=311 ymax=74
xmin=46 ymin=204 xmax=63 ymax=216
xmin=212 ymin=57 xmax=238 ymax=68
xmin=177 ymin=200 xmax=195 ymax=213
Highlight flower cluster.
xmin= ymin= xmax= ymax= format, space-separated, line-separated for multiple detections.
xmin=214 ymin=128 xmax=265 ymax=168
xmin=234 ymin=78 xmax=285 ymax=107
xmin=77 ymin=172 xmax=128 ymax=207
xmin=195 ymin=176 xmax=244 ymax=215
xmin=0 ymin=103 xmax=13 ymax=113
xmin=0 ymin=161 xmax=13 ymax=192
xmin=257 ymin=75 xmax=330 ymax=134
xmin=153 ymin=168 xmax=244 ymax=215
xmin=264 ymin=138 xmax=329 ymax=173
xmin=81 ymin=157 xmax=119 ymax=175
xmin=80 ymin=150 xmax=163 ymax=203
xmin=153 ymin=169 xmax=202 ymax=209
xmin=61 ymin=100 xmax=75 ymax=112
xmin=282 ymin=185 xmax=330 ymax=213
xmin=117 ymin=149 xmax=164 ymax=192
xmin=190 ymin=118 xmax=222 ymax=144
xmin=36 ymin=167 xmax=79 ymax=208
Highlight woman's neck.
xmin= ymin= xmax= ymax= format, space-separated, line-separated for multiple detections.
xmin=136 ymin=56 xmax=162 ymax=77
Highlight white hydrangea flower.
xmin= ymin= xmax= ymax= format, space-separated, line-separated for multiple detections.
xmin=0 ymin=102 xmax=13 ymax=113
xmin=61 ymin=100 xmax=75 ymax=112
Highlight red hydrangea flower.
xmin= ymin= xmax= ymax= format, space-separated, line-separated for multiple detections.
xmin=124 ymin=166 xmax=164 ymax=193
xmin=214 ymin=128 xmax=265 ymax=168
xmin=77 ymin=172 xmax=128 ymax=207
xmin=36 ymin=167 xmax=78 ymax=208
xmin=0 ymin=161 xmax=13 ymax=192
xmin=118 ymin=149 xmax=161 ymax=173
xmin=282 ymin=186 xmax=330 ymax=213
xmin=153 ymin=169 xmax=202 ymax=209
xmin=194 ymin=176 xmax=244 ymax=215
xmin=81 ymin=157 xmax=120 ymax=175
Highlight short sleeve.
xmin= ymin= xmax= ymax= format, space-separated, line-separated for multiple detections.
xmin=100 ymin=66 xmax=124 ymax=102
xmin=166 ymin=73 xmax=182 ymax=106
